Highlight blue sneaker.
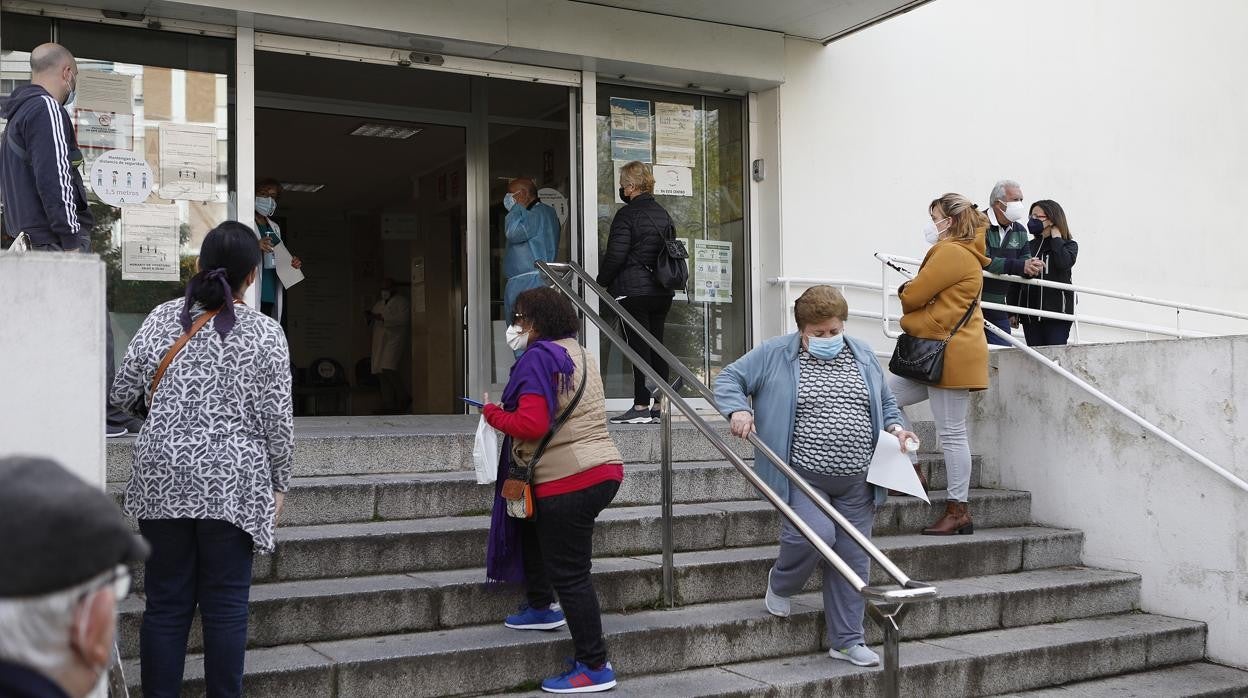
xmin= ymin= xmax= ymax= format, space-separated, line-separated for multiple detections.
xmin=541 ymin=659 xmax=617 ymax=693
xmin=504 ymin=603 xmax=567 ymax=631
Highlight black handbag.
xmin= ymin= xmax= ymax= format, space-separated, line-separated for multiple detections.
xmin=636 ymin=209 xmax=689 ymax=293
xmin=889 ymin=299 xmax=978 ymax=384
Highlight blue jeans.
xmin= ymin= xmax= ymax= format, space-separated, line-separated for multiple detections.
xmin=982 ymin=308 xmax=1013 ymax=346
xmin=138 ymin=519 xmax=254 ymax=698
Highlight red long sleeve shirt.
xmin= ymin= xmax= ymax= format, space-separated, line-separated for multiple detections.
xmin=484 ymin=395 xmax=623 ymax=498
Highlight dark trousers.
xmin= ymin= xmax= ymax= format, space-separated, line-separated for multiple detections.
xmin=379 ymin=368 xmax=409 ymax=412
xmin=1023 ymin=320 xmax=1072 ymax=347
xmin=521 ymin=479 xmax=620 ymax=668
xmin=982 ymin=308 xmax=1013 ymax=346
xmin=618 ymin=295 xmax=673 ymax=406
xmin=138 ymin=519 xmax=254 ymax=698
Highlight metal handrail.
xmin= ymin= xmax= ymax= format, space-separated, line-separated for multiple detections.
xmin=536 ymin=261 xmax=935 ymax=697
xmin=874 ymin=257 xmax=1248 ymax=496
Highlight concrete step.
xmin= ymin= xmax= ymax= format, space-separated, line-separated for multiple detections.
xmin=106 ymin=416 xmax=757 ymax=482
xmin=498 ymin=613 xmax=1206 ymax=698
xmin=1000 ymin=662 xmax=1248 ymax=696
xmin=249 ymin=489 xmax=1035 ymax=582
xmin=109 ymin=453 xmax=982 ymax=527
xmin=116 ymin=525 xmax=1102 ymax=658
xmin=122 ymin=605 xmax=1197 ymax=698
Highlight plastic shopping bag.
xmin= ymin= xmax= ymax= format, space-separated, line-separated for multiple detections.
xmin=473 ymin=415 xmax=501 ymax=484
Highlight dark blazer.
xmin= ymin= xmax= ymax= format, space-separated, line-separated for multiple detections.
xmin=596 ymin=193 xmax=675 ymax=298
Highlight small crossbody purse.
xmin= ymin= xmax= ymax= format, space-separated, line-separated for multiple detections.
xmin=500 ymin=348 xmax=588 ymax=519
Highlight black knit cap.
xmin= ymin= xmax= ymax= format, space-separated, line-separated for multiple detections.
xmin=0 ymin=456 xmax=148 ymax=597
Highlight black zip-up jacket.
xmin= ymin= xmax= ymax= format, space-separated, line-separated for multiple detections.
xmin=0 ymin=85 xmax=94 ymax=249
xmin=596 ymin=193 xmax=675 ymax=298
xmin=1012 ymin=234 xmax=1079 ymax=324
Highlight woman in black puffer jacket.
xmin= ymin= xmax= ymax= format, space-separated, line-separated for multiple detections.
xmin=1013 ymin=199 xmax=1079 ymax=346
xmin=597 ymin=161 xmax=675 ymax=424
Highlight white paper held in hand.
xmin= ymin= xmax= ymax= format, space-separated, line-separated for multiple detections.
xmin=866 ymin=430 xmax=929 ymax=503
xmin=473 ymin=416 xmax=501 ymax=484
xmin=272 ymin=242 xmax=304 ymax=289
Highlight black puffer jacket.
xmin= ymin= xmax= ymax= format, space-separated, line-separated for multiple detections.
xmin=597 ymin=193 xmax=675 ymax=298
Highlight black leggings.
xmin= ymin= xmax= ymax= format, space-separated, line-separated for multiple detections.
xmin=619 ymin=294 xmax=673 ymax=406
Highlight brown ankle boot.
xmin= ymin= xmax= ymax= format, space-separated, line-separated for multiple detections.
xmin=889 ymin=463 xmax=929 ymax=497
xmin=922 ymin=501 xmax=973 ymax=536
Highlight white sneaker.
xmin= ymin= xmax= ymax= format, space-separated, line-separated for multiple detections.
xmin=764 ymin=569 xmax=790 ymax=618
xmin=830 ymin=644 xmax=880 ymax=667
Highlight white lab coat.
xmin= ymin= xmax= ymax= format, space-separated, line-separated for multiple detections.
xmin=371 ymin=294 xmax=411 ymax=373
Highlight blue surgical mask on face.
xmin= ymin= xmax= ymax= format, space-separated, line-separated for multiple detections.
xmin=256 ymin=196 xmax=277 ymax=217
xmin=503 ymin=192 xmax=516 ymax=211
xmin=806 ymin=334 xmax=845 ymax=360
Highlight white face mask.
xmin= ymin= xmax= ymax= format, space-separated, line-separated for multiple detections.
xmin=380 ymin=290 xmax=392 ymax=300
xmin=1003 ymin=200 xmax=1028 ymax=223
xmin=504 ymin=324 xmax=529 ymax=352
xmin=922 ymin=221 xmax=940 ymax=245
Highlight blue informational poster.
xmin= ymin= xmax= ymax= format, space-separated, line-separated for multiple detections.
xmin=609 ymin=97 xmax=652 ymax=162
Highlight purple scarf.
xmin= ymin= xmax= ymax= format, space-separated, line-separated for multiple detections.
xmin=179 ymin=268 xmax=238 ymax=340
xmin=485 ymin=337 xmax=577 ymax=584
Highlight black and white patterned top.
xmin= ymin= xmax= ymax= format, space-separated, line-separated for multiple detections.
xmin=111 ymin=299 xmax=294 ymax=553
xmin=790 ymin=348 xmax=874 ymax=476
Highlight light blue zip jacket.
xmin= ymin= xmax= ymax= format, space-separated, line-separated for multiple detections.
xmin=713 ymin=333 xmax=904 ymax=506
xmin=503 ymin=200 xmax=561 ymax=279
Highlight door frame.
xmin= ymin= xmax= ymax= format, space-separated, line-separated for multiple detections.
xmin=250 ymin=32 xmax=582 ymax=409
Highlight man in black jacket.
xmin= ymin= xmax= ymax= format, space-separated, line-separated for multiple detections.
xmin=597 ymin=162 xmax=675 ymax=424
xmin=1 ymin=43 xmax=139 ymax=437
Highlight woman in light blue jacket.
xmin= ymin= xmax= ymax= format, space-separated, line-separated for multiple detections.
xmin=713 ymin=285 xmax=916 ymax=668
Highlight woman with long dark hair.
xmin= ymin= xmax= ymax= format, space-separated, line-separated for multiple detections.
xmin=111 ymin=221 xmax=294 ymax=697
xmin=1016 ymin=200 xmax=1079 ymax=346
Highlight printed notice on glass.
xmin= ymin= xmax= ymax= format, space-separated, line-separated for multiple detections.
xmin=655 ymin=102 xmax=696 ymax=167
xmin=76 ymin=111 xmax=134 ymax=170
xmin=609 ymin=97 xmax=652 ymax=162
xmin=75 ymin=71 xmax=133 ymax=115
xmin=89 ymin=150 xmax=153 ymax=207
xmin=121 ymin=204 xmax=180 ymax=281
xmin=158 ymin=123 xmax=216 ymax=201
xmin=654 ymin=165 xmax=694 ymax=197
xmin=693 ymin=239 xmax=733 ymax=304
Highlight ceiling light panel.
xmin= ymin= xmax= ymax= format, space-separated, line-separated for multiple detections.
xmin=350 ymin=123 xmax=422 ymax=139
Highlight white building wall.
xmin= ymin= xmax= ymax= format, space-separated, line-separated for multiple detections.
xmin=772 ymin=0 xmax=1248 ymax=347
xmin=0 ymin=254 xmax=107 ymax=488
xmin=970 ymin=337 xmax=1248 ymax=669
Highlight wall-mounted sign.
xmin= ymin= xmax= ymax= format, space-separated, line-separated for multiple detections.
xmin=89 ymin=150 xmax=153 ymax=207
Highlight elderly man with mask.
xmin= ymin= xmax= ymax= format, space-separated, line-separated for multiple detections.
xmin=979 ymin=179 xmax=1043 ymax=345
xmin=0 ymin=456 xmax=148 ymax=698
xmin=501 ymin=177 xmax=560 ymax=324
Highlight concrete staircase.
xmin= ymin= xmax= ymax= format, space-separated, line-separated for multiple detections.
xmin=108 ymin=417 xmax=1248 ymax=697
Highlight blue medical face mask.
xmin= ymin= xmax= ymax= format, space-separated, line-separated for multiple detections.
xmin=503 ymin=192 xmax=516 ymax=211
xmin=255 ymin=196 xmax=277 ymax=217
xmin=806 ymin=333 xmax=845 ymax=360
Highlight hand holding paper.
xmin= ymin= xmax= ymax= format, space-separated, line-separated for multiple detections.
xmin=866 ymin=430 xmax=929 ymax=503
xmin=272 ymin=242 xmax=304 ymax=289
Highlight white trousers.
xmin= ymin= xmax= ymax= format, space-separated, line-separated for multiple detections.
xmin=887 ymin=375 xmax=973 ymax=502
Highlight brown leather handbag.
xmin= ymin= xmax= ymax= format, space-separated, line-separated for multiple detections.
xmin=501 ymin=349 xmax=587 ymax=519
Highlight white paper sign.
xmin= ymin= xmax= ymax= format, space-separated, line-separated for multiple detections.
xmin=89 ymin=150 xmax=152 ymax=207
xmin=693 ymin=239 xmax=732 ymax=303
xmin=158 ymin=123 xmax=217 ymax=201
xmin=272 ymin=242 xmax=304 ymax=289
xmin=121 ymin=204 xmax=180 ymax=281
xmin=655 ymin=102 xmax=697 ymax=167
xmin=538 ymin=187 xmax=569 ymax=224
xmin=866 ymin=430 xmax=930 ymax=503
xmin=654 ymin=165 xmax=694 ymax=197
xmin=75 ymin=71 xmax=133 ymax=114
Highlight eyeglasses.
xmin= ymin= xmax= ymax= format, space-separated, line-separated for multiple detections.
xmin=512 ymin=313 xmax=526 ymax=320
xmin=77 ymin=565 xmax=132 ymax=604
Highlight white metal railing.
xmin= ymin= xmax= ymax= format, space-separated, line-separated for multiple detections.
xmin=767 ymin=255 xmax=1248 ymax=496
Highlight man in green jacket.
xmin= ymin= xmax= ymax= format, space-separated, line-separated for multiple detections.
xmin=980 ymin=179 xmax=1043 ymax=345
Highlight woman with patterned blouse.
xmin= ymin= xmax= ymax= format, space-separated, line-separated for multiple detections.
xmin=111 ymin=221 xmax=294 ymax=698
xmin=714 ymin=286 xmax=917 ymax=669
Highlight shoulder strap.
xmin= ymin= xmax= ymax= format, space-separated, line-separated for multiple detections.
xmin=149 ymin=308 xmax=221 ymax=400
xmin=636 ymin=207 xmax=674 ymax=241
xmin=944 ymin=299 xmax=979 ymax=342
xmin=525 ymin=347 xmax=589 ymax=476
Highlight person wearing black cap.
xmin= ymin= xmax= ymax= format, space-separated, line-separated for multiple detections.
xmin=110 ymin=221 xmax=294 ymax=697
xmin=0 ymin=456 xmax=149 ymax=698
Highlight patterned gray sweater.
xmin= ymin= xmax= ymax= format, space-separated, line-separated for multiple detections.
xmin=111 ymin=299 xmax=294 ymax=553
xmin=790 ymin=348 xmax=874 ymax=476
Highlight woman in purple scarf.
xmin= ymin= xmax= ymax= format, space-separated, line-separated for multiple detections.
xmin=482 ymin=288 xmax=624 ymax=694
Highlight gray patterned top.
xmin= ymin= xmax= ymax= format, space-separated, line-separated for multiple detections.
xmin=790 ymin=348 xmax=874 ymax=476
xmin=111 ymin=299 xmax=294 ymax=553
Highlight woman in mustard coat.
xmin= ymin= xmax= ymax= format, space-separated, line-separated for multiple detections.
xmin=890 ymin=193 xmax=990 ymax=535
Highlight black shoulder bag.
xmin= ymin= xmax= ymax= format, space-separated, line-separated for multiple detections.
xmin=889 ymin=299 xmax=978 ymax=385
xmin=500 ymin=348 xmax=588 ymax=519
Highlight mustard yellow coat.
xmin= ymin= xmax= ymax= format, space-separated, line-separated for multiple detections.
xmin=898 ymin=236 xmax=991 ymax=390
